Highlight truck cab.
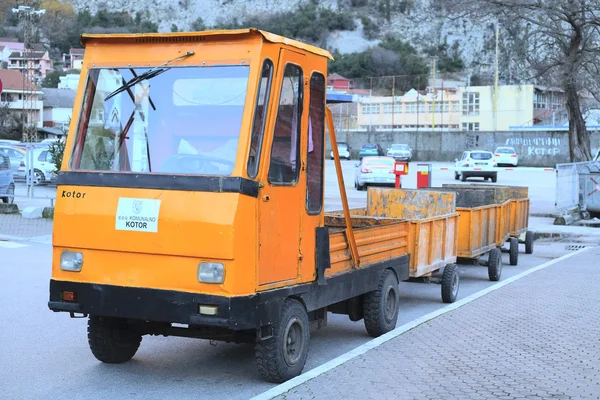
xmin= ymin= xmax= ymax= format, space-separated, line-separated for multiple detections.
xmin=48 ymin=29 xmax=409 ymax=383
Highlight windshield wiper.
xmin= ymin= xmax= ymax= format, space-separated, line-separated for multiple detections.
xmin=104 ymin=51 xmax=195 ymax=102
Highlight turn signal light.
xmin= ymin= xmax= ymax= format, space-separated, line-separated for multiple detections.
xmin=360 ymin=168 xmax=372 ymax=173
xmin=61 ymin=291 xmax=77 ymax=302
xmin=511 ymin=154 xmax=517 ymax=157
xmin=494 ymin=153 xmax=500 ymax=157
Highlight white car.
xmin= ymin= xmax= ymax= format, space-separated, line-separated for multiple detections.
xmin=387 ymin=143 xmax=412 ymax=162
xmin=17 ymin=147 xmax=57 ymax=185
xmin=354 ymin=156 xmax=396 ymax=191
xmin=454 ymin=150 xmax=498 ymax=182
xmin=330 ymin=142 xmax=351 ymax=160
xmin=494 ymin=146 xmax=519 ymax=167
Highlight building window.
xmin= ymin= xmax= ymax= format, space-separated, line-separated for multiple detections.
xmin=418 ymin=102 xmax=426 ymax=113
xmin=533 ymin=93 xmax=547 ymax=109
xmin=462 ymin=122 xmax=480 ymax=131
xmin=383 ymin=103 xmax=402 ymax=114
xmin=406 ymin=103 xmax=417 ymax=113
xmin=362 ymin=103 xmax=380 ymax=114
xmin=462 ymin=92 xmax=480 ymax=116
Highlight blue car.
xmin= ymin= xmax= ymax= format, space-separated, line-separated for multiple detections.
xmin=0 ymin=153 xmax=15 ymax=204
xmin=359 ymin=143 xmax=384 ymax=160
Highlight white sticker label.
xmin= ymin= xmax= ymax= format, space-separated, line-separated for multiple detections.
xmin=115 ymin=198 xmax=161 ymax=233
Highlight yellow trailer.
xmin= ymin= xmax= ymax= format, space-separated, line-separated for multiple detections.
xmin=327 ymin=188 xmax=461 ymax=303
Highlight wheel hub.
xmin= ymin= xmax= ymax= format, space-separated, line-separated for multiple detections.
xmin=283 ymin=317 xmax=304 ymax=366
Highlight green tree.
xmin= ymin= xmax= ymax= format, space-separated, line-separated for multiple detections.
xmin=42 ymin=70 xmax=67 ymax=88
xmin=48 ymin=137 xmax=66 ymax=173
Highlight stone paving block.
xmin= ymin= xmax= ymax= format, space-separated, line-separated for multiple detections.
xmin=0 ymin=214 xmax=53 ymax=238
xmin=275 ymin=246 xmax=600 ymax=400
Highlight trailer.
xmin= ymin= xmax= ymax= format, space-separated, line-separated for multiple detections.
xmin=442 ymin=184 xmax=534 ymax=256
xmin=326 ymin=188 xmax=461 ymax=303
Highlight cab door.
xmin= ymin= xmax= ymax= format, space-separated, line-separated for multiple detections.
xmin=258 ymin=49 xmax=305 ymax=286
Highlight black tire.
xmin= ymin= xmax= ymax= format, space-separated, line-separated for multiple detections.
xmin=454 ymin=172 xmax=459 ymax=180
xmin=363 ymin=269 xmax=400 ymax=337
xmin=1 ymin=184 xmax=14 ymax=204
xmin=87 ymin=316 xmax=142 ymax=364
xmin=484 ymin=177 xmax=489 ymax=181
xmin=441 ymin=264 xmax=460 ymax=303
xmin=460 ymin=173 xmax=466 ymax=182
xmin=33 ymin=169 xmax=45 ymax=186
xmin=487 ymin=248 xmax=502 ymax=282
xmin=491 ymin=173 xmax=497 ymax=183
xmin=509 ymin=237 xmax=519 ymax=266
xmin=525 ymin=231 xmax=534 ymax=254
xmin=255 ymin=299 xmax=310 ymax=383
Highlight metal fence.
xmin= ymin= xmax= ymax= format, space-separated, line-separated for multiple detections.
xmin=554 ymin=161 xmax=600 ymax=216
xmin=555 ymin=163 xmax=580 ymax=214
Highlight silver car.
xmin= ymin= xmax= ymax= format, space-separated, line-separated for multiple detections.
xmin=0 ymin=145 xmax=25 ymax=178
xmin=387 ymin=143 xmax=412 ymax=161
xmin=354 ymin=156 xmax=396 ymax=191
xmin=0 ymin=154 xmax=15 ymax=204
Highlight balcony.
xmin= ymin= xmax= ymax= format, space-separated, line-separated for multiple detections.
xmin=7 ymin=63 xmax=42 ymax=69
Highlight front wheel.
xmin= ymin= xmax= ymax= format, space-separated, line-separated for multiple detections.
xmin=460 ymin=173 xmax=467 ymax=182
xmin=491 ymin=173 xmax=498 ymax=183
xmin=87 ymin=316 xmax=142 ymax=364
xmin=525 ymin=231 xmax=534 ymax=254
xmin=509 ymin=237 xmax=519 ymax=265
xmin=255 ymin=299 xmax=310 ymax=383
xmin=363 ymin=269 xmax=400 ymax=337
xmin=32 ymin=169 xmax=45 ymax=186
xmin=454 ymin=172 xmax=460 ymax=180
xmin=441 ymin=264 xmax=460 ymax=303
xmin=487 ymin=248 xmax=502 ymax=282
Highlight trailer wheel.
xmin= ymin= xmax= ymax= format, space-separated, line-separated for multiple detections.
xmin=87 ymin=316 xmax=142 ymax=364
xmin=509 ymin=237 xmax=519 ymax=266
xmin=441 ymin=264 xmax=460 ymax=303
xmin=255 ymin=298 xmax=310 ymax=383
xmin=487 ymin=248 xmax=502 ymax=282
xmin=525 ymin=231 xmax=534 ymax=254
xmin=363 ymin=269 xmax=400 ymax=337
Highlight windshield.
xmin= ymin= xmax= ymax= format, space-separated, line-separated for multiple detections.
xmin=471 ymin=152 xmax=493 ymax=160
xmin=391 ymin=144 xmax=409 ymax=150
xmin=337 ymin=143 xmax=348 ymax=149
xmin=71 ymin=65 xmax=250 ymax=176
xmin=496 ymin=148 xmax=515 ymax=154
xmin=362 ymin=144 xmax=376 ymax=149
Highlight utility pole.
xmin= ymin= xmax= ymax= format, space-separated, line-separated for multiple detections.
xmin=494 ymin=23 xmax=499 ymax=132
xmin=431 ymin=57 xmax=437 ymax=132
xmin=12 ymin=5 xmax=45 ymax=144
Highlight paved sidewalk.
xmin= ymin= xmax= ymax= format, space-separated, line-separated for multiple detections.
xmin=276 ymin=247 xmax=600 ymax=400
xmin=0 ymin=214 xmax=53 ymax=238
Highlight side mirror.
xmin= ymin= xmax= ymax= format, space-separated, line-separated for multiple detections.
xmin=455 ymin=158 xmax=459 ymax=162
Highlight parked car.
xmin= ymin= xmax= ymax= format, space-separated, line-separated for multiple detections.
xmin=0 ymin=145 xmax=25 ymax=177
xmin=330 ymin=142 xmax=351 ymax=160
xmin=17 ymin=147 xmax=57 ymax=185
xmin=454 ymin=150 xmax=498 ymax=182
xmin=354 ymin=156 xmax=396 ymax=191
xmin=359 ymin=143 xmax=384 ymax=159
xmin=387 ymin=143 xmax=412 ymax=162
xmin=494 ymin=146 xmax=519 ymax=167
xmin=0 ymin=154 xmax=15 ymax=204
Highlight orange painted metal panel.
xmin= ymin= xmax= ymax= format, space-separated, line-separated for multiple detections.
xmin=456 ymin=204 xmax=499 ymax=258
xmin=509 ymin=198 xmax=530 ymax=237
xmin=496 ymin=200 xmax=512 ymax=246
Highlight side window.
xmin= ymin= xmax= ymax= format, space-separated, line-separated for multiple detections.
xmin=38 ymin=151 xmax=48 ymax=162
xmin=247 ymin=59 xmax=274 ymax=178
xmin=306 ymin=72 xmax=325 ymax=214
xmin=268 ymin=64 xmax=302 ymax=185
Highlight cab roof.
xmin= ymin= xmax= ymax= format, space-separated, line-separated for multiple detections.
xmin=80 ymin=28 xmax=334 ymax=60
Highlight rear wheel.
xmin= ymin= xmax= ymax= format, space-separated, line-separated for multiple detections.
xmin=454 ymin=172 xmax=460 ymax=180
xmin=1 ymin=184 xmax=14 ymax=204
xmin=525 ymin=231 xmax=534 ymax=254
xmin=255 ymin=299 xmax=310 ymax=383
xmin=87 ymin=316 xmax=142 ymax=364
xmin=441 ymin=264 xmax=460 ymax=303
xmin=460 ymin=173 xmax=467 ymax=182
xmin=509 ymin=237 xmax=519 ymax=266
xmin=32 ymin=169 xmax=45 ymax=186
xmin=487 ymin=248 xmax=502 ymax=281
xmin=363 ymin=269 xmax=400 ymax=337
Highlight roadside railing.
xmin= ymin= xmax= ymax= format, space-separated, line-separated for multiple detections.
xmin=554 ymin=160 xmax=600 ymax=218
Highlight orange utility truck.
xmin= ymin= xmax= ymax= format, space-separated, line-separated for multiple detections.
xmin=48 ymin=29 xmax=414 ymax=383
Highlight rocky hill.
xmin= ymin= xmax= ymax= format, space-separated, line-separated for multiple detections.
xmin=65 ymin=0 xmax=495 ymax=72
